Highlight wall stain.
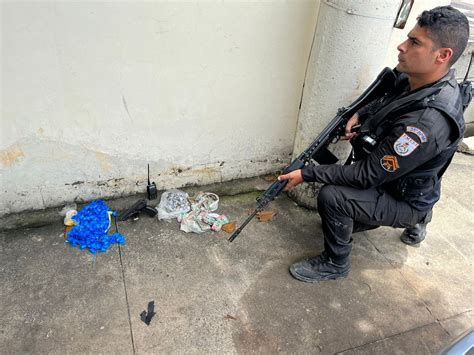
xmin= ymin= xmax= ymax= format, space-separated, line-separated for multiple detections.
xmin=191 ymin=166 xmax=219 ymax=176
xmin=95 ymin=151 xmax=113 ymax=173
xmin=67 ymin=178 xmax=124 ymax=187
xmin=0 ymin=144 xmax=25 ymax=167
xmin=97 ymin=178 xmax=124 ymax=187
xmin=168 ymin=165 xmax=220 ymax=177
xmin=169 ymin=166 xmax=190 ymax=176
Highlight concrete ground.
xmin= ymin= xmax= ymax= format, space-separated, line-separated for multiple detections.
xmin=1 ymin=152 xmax=473 ymax=354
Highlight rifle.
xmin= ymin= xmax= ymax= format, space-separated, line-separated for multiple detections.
xmin=228 ymin=67 xmax=396 ymax=242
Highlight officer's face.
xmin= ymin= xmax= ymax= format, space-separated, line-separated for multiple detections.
xmin=396 ymin=25 xmax=441 ymax=76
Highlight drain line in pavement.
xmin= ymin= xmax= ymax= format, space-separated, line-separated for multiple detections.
xmin=118 ymin=244 xmax=136 ymax=354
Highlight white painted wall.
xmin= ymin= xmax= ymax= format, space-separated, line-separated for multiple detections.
xmin=0 ymin=1 xmax=319 ymax=215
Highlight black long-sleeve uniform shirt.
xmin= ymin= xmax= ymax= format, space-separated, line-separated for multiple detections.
xmin=301 ymin=71 xmax=460 ymax=211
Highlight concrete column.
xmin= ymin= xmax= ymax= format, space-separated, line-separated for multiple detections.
xmin=289 ymin=0 xmax=400 ymax=208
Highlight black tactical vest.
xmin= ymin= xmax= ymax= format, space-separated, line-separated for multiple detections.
xmin=355 ymin=69 xmax=471 ymax=210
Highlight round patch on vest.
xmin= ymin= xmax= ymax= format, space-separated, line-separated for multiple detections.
xmin=394 ymin=133 xmax=419 ymax=156
xmin=380 ymin=155 xmax=399 ymax=172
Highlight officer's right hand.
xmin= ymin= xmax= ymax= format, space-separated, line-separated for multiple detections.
xmin=340 ymin=113 xmax=359 ymax=141
xmin=278 ymin=169 xmax=304 ymax=192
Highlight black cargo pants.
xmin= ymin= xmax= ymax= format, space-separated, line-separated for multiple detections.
xmin=317 ymin=184 xmax=430 ymax=263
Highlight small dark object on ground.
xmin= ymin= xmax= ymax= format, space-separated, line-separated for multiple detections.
xmin=140 ymin=301 xmax=156 ymax=326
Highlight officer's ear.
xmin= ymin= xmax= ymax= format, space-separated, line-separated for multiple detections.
xmin=435 ymin=47 xmax=453 ymax=65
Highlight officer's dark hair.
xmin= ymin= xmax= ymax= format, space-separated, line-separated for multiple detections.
xmin=417 ymin=5 xmax=469 ymax=65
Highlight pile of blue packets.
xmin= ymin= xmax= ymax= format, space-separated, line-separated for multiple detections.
xmin=66 ymin=200 xmax=125 ymax=253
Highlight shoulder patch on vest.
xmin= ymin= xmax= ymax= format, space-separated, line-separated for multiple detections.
xmin=406 ymin=126 xmax=427 ymax=143
xmin=394 ymin=133 xmax=419 ymax=156
xmin=380 ymin=155 xmax=399 ymax=172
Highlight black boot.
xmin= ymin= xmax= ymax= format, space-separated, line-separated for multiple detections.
xmin=289 ymin=252 xmax=350 ymax=283
xmin=400 ymin=223 xmax=427 ymax=245
xmin=400 ymin=210 xmax=432 ymax=246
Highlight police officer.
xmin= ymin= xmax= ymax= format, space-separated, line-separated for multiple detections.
xmin=278 ymin=6 xmax=470 ymax=283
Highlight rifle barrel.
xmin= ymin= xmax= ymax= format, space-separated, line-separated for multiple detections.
xmin=228 ymin=207 xmax=261 ymax=242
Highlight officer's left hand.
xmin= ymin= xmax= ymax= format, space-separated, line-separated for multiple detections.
xmin=278 ymin=169 xmax=304 ymax=191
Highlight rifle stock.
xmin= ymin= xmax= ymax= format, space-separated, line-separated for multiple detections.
xmin=229 ymin=67 xmax=396 ymax=242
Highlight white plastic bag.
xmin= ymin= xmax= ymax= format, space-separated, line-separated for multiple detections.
xmin=179 ymin=210 xmax=210 ymax=233
xmin=59 ymin=203 xmax=78 ymax=226
xmin=179 ymin=211 xmax=229 ymax=233
xmin=178 ymin=192 xmax=228 ymax=233
xmin=190 ymin=192 xmax=219 ymax=211
xmin=64 ymin=210 xmax=78 ymax=226
xmin=157 ymin=189 xmax=191 ymax=220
